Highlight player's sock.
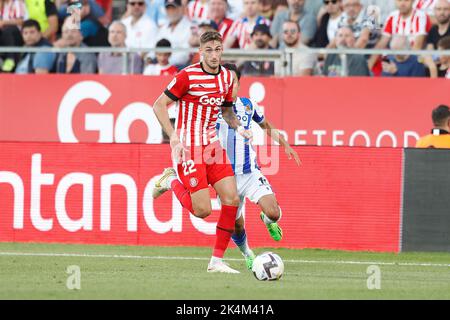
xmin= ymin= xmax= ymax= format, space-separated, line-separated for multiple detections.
xmin=212 ymin=204 xmax=238 ymax=258
xmin=261 ymin=208 xmax=282 ymax=225
xmin=170 ymin=179 xmax=194 ymax=214
xmin=231 ymin=229 xmax=253 ymax=257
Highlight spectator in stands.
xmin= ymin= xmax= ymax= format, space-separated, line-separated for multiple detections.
xmin=15 ymin=19 xmax=56 ymax=73
xmin=24 ymin=0 xmax=58 ymax=42
xmin=122 ymin=0 xmax=158 ymax=51
xmin=75 ymin=0 xmax=109 ymax=46
xmin=426 ymin=0 xmax=450 ymax=50
xmin=360 ymin=0 xmax=396 ymax=25
xmin=270 ymin=0 xmax=316 ymax=47
xmin=95 ymin=0 xmax=112 ymax=25
xmin=226 ymin=0 xmax=244 ymax=20
xmin=381 ymin=35 xmax=428 ymax=77
xmin=416 ymin=104 xmax=450 ymax=148
xmin=188 ymin=19 xmax=218 ymax=64
xmin=414 ymin=0 xmax=438 ymax=24
xmin=437 ymin=35 xmax=450 ymax=78
xmin=156 ymin=0 xmax=192 ymax=67
xmin=188 ymin=0 xmax=209 ymax=23
xmin=145 ymin=0 xmax=167 ymax=27
xmin=224 ymin=0 xmax=270 ymax=49
xmin=0 ymin=0 xmax=27 ymax=72
xmin=55 ymin=17 xmax=97 ymax=73
xmin=241 ymin=23 xmax=274 ymax=76
xmin=312 ymin=0 xmax=343 ymax=48
xmin=334 ymin=0 xmax=379 ymax=49
xmin=208 ymin=0 xmax=233 ymax=41
xmin=282 ymin=19 xmax=316 ymax=75
xmin=369 ymin=0 xmax=432 ymax=69
xmin=323 ymin=26 xmax=370 ymax=76
xmin=143 ymin=38 xmax=178 ymax=75
xmin=259 ymin=0 xmax=276 ymax=21
xmin=98 ymin=21 xmax=143 ymax=74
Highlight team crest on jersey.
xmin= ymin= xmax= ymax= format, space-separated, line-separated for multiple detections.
xmin=167 ymin=77 xmax=177 ymax=90
xmin=189 ymin=177 xmax=198 ymax=188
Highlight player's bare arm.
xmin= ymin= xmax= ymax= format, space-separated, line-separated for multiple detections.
xmin=259 ymin=120 xmax=301 ymax=166
xmin=153 ymin=92 xmax=186 ymax=163
xmin=221 ymin=106 xmax=253 ymax=141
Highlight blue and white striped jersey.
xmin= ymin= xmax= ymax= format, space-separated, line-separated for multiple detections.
xmin=216 ymin=97 xmax=265 ymax=175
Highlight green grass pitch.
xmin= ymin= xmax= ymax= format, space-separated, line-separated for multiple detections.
xmin=0 ymin=242 xmax=449 ymax=299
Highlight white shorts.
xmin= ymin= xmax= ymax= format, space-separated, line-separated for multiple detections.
xmin=218 ymin=170 xmax=274 ymax=220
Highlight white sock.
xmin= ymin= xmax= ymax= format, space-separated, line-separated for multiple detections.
xmin=261 ymin=208 xmax=282 ymax=225
xmin=209 ymin=256 xmax=222 ymax=265
xmin=166 ymin=175 xmax=177 ymax=188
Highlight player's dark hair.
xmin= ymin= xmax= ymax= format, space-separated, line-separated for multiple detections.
xmin=438 ymin=35 xmax=450 ymax=50
xmin=432 ymin=105 xmax=450 ymax=126
xmin=200 ymin=31 xmax=223 ymax=46
xmin=222 ymin=63 xmax=241 ymax=80
xmin=22 ymin=19 xmax=41 ymax=32
xmin=156 ymin=38 xmax=172 ymax=48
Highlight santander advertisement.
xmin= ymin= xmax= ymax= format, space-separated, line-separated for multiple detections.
xmin=0 ymin=75 xmax=448 ymax=147
xmin=0 ymin=142 xmax=402 ymax=252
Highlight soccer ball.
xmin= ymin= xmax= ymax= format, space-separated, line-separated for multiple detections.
xmin=251 ymin=252 xmax=284 ymax=281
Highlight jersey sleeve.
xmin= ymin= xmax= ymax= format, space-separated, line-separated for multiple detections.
xmin=382 ymin=15 xmax=393 ymax=36
xmin=251 ymin=99 xmax=265 ymax=124
xmin=164 ymin=69 xmax=189 ymax=101
xmin=222 ymin=72 xmax=234 ymax=107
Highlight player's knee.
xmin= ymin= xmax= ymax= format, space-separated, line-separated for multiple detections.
xmin=264 ymin=205 xmax=280 ymax=222
xmin=221 ymin=195 xmax=240 ymax=207
xmin=193 ymin=205 xmax=211 ymax=219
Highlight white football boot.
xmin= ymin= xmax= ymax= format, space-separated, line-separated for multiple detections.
xmin=207 ymin=260 xmax=240 ymax=274
xmin=152 ymin=167 xmax=177 ymax=199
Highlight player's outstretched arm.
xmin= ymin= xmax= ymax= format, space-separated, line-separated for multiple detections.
xmin=153 ymin=93 xmax=186 ymax=163
xmin=259 ymin=120 xmax=301 ymax=166
xmin=221 ymin=106 xmax=253 ymax=141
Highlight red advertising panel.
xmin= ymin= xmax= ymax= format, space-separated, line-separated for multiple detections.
xmin=0 ymin=75 xmax=448 ymax=147
xmin=0 ymin=142 xmax=402 ymax=252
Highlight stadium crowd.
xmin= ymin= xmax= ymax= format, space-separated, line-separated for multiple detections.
xmin=0 ymin=0 xmax=449 ymax=77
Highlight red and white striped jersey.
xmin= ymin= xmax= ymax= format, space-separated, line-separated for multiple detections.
xmin=228 ymin=16 xmax=270 ymax=49
xmin=188 ymin=0 xmax=209 ymax=22
xmin=217 ymin=18 xmax=234 ymax=41
xmin=164 ymin=63 xmax=234 ymax=146
xmin=414 ymin=0 xmax=436 ymax=16
xmin=0 ymin=0 xmax=27 ymax=21
xmin=383 ymin=9 xmax=432 ymax=44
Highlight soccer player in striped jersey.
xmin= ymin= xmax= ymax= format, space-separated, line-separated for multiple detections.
xmin=152 ymin=31 xmax=253 ymax=274
xmin=217 ymin=63 xmax=301 ymax=269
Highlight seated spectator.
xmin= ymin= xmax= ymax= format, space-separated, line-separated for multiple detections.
xmin=95 ymin=0 xmax=112 ymax=25
xmin=0 ymin=0 xmax=27 ymax=72
xmin=25 ymin=0 xmax=58 ymax=42
xmin=76 ymin=0 xmax=109 ymax=46
xmin=208 ymin=0 xmax=233 ymax=41
xmin=381 ymin=35 xmax=427 ymax=77
xmin=323 ymin=26 xmax=370 ymax=76
xmin=241 ymin=23 xmax=274 ymax=76
xmin=312 ymin=0 xmax=343 ymax=48
xmin=144 ymin=0 xmax=167 ymax=27
xmin=15 ymin=19 xmax=56 ymax=73
xmin=414 ymin=0 xmax=438 ymax=24
xmin=55 ymin=18 xmax=97 ymax=73
xmin=188 ymin=19 xmax=218 ymax=64
xmin=259 ymin=0 xmax=276 ymax=21
xmin=224 ymin=0 xmax=270 ymax=49
xmin=270 ymin=0 xmax=316 ymax=48
xmin=426 ymin=0 xmax=450 ymax=50
xmin=98 ymin=21 xmax=143 ymax=74
xmin=187 ymin=0 xmax=209 ymax=23
xmin=143 ymin=38 xmax=178 ymax=75
xmin=334 ymin=0 xmax=379 ymax=49
xmin=360 ymin=0 xmax=396 ymax=25
xmin=416 ymin=104 xmax=450 ymax=149
xmin=369 ymin=0 xmax=432 ymax=69
xmin=282 ymin=19 xmax=316 ymax=76
xmin=122 ymin=0 xmax=158 ymax=49
xmin=437 ymin=35 xmax=450 ymax=78
xmin=156 ymin=0 xmax=192 ymax=68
